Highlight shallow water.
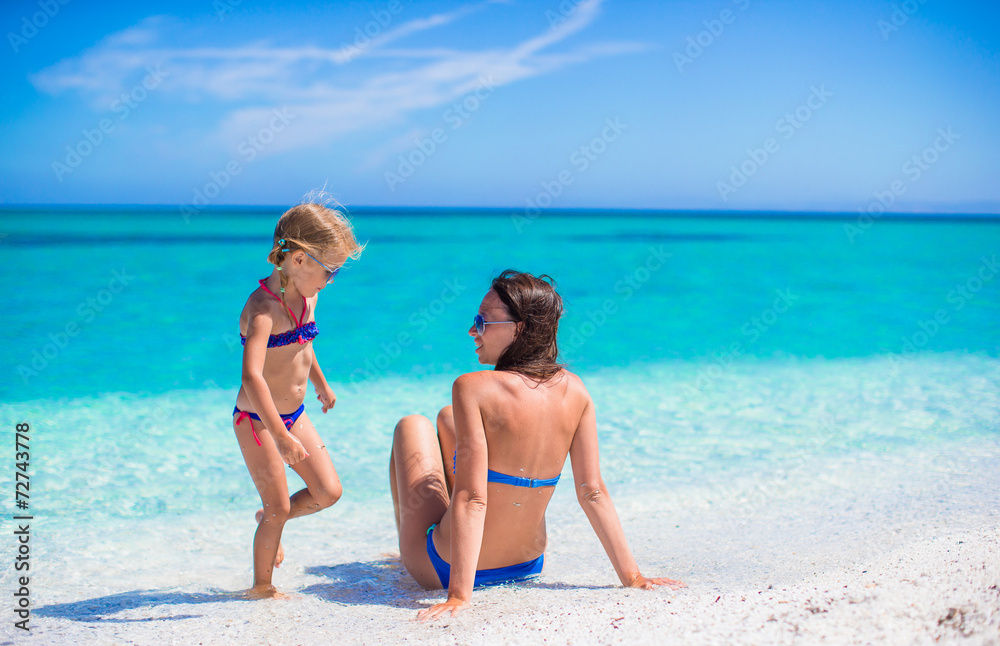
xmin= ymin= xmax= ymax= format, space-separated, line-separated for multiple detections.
xmin=0 ymin=208 xmax=997 ymax=627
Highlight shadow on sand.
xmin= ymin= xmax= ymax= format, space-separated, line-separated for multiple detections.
xmin=34 ymin=560 xmax=615 ymax=622
xmin=300 ymin=557 xmax=428 ymax=608
xmin=34 ymin=590 xmax=240 ymax=623
xmin=301 ymin=557 xmax=616 ymax=606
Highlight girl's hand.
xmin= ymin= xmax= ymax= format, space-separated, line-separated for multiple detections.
xmin=416 ymin=597 xmax=469 ymax=621
xmin=316 ymin=386 xmax=337 ymax=413
xmin=275 ymin=432 xmax=309 ymax=465
xmin=628 ymin=574 xmax=687 ymax=590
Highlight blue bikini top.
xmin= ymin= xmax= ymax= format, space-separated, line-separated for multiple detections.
xmin=487 ymin=470 xmax=560 ymax=488
xmin=242 ymin=321 xmax=318 ymax=348
xmin=240 ymin=278 xmax=319 ymax=348
xmin=452 ymin=451 xmax=560 ymax=488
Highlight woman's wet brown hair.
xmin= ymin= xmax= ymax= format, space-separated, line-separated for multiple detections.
xmin=490 ymin=269 xmax=564 ymax=381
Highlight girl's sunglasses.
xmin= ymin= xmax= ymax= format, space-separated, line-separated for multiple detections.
xmin=304 ymin=252 xmax=341 ymax=284
xmin=474 ymin=313 xmax=517 ymax=336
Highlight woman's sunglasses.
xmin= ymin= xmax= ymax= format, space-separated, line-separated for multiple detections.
xmin=474 ymin=313 xmax=517 ymax=336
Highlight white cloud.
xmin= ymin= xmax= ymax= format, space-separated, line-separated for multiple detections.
xmin=29 ymin=0 xmax=649 ymax=155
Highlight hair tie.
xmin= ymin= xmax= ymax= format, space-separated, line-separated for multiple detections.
xmin=279 ymin=238 xmax=285 ymax=245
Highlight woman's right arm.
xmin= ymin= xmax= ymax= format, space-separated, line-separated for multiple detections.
xmin=417 ymin=373 xmax=490 ymax=620
xmin=241 ymin=309 xmax=308 ymax=465
xmin=568 ymin=394 xmax=685 ymax=590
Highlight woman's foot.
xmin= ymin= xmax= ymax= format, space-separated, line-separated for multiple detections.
xmin=256 ymin=509 xmax=285 ymax=568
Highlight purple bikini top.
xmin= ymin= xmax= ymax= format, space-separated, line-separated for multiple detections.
xmin=240 ymin=278 xmax=319 ymax=348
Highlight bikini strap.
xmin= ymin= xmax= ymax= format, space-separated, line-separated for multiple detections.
xmin=257 ymin=278 xmax=308 ymax=327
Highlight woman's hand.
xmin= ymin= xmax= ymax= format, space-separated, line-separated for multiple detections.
xmin=417 ymin=597 xmax=470 ymax=621
xmin=628 ymin=574 xmax=687 ymax=590
xmin=274 ymin=432 xmax=309 ymax=465
xmin=316 ymin=385 xmax=337 ymax=413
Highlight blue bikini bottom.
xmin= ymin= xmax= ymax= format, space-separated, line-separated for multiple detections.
xmin=425 ymin=524 xmax=544 ymax=588
xmin=232 ymin=404 xmax=305 ymax=446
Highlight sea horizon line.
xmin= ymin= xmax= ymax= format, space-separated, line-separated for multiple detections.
xmin=1 ymin=204 xmax=998 ymax=221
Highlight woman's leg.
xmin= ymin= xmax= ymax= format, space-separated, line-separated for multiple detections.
xmin=389 ymin=414 xmax=450 ymax=589
xmin=436 ymin=406 xmax=457 ymax=493
xmin=285 ymin=412 xmax=343 ymax=518
xmin=234 ymin=414 xmax=292 ymax=597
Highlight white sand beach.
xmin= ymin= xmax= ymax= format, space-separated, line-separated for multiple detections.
xmin=16 ymin=475 xmax=999 ymax=646
xmin=5 ymin=356 xmax=998 ymax=645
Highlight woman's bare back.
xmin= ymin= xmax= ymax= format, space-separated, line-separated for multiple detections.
xmin=436 ymin=368 xmax=590 ymax=569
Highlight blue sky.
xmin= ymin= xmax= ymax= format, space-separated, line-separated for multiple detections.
xmin=2 ymin=0 xmax=998 ymax=212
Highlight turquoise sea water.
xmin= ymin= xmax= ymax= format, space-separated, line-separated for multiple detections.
xmin=0 ymin=208 xmax=998 ymax=622
xmin=4 ymin=208 xmax=998 ymax=399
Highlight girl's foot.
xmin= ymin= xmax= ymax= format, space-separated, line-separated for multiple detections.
xmin=256 ymin=509 xmax=285 ymax=568
xmin=244 ymin=584 xmax=286 ymax=600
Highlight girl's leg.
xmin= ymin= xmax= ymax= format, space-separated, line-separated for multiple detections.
xmin=436 ymin=406 xmax=457 ymax=493
xmin=234 ymin=414 xmax=291 ymax=597
xmin=285 ymin=412 xmax=343 ymax=519
xmin=389 ymin=414 xmax=450 ymax=589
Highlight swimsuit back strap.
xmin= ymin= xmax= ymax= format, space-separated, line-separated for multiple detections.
xmin=486 ymin=469 xmax=560 ymax=488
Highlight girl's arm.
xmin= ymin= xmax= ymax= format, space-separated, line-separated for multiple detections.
xmin=418 ymin=373 xmax=489 ymax=619
xmin=568 ymin=396 xmax=686 ymax=590
xmin=307 ymin=345 xmax=336 ymax=412
xmin=242 ymin=310 xmax=308 ymax=465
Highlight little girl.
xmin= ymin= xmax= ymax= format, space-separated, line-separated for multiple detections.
xmin=232 ymin=201 xmax=363 ymax=598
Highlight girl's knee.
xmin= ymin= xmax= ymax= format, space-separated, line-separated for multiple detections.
xmin=317 ymin=479 xmax=343 ymax=509
xmin=260 ymin=499 xmax=292 ymax=524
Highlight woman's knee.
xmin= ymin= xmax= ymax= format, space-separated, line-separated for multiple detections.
xmin=436 ymin=406 xmax=454 ymax=432
xmin=394 ymin=414 xmax=433 ymax=439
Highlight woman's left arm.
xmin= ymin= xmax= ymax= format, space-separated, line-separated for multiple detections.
xmin=308 ymin=344 xmax=336 ymax=412
xmin=569 ymin=396 xmax=686 ymax=590
xmin=418 ymin=373 xmax=489 ymax=620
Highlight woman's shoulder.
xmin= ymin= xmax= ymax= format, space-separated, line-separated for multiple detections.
xmin=452 ymin=370 xmax=496 ymax=389
xmin=556 ymin=369 xmax=592 ymax=403
xmin=453 ymin=368 xmax=589 ymax=396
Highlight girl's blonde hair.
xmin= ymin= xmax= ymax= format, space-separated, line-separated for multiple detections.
xmin=266 ymin=201 xmax=364 ymax=325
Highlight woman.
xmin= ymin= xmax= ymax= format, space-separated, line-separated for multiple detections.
xmin=389 ymin=270 xmax=685 ymax=619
